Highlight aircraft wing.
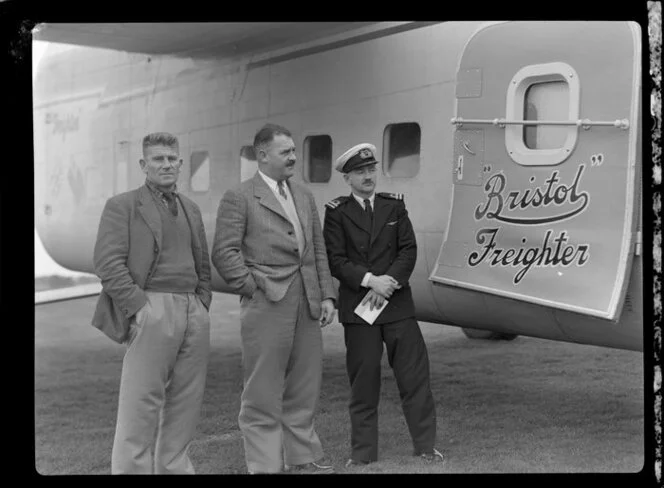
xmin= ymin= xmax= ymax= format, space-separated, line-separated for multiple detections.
xmin=32 ymin=22 xmax=421 ymax=59
xmin=35 ymin=283 xmax=102 ymax=305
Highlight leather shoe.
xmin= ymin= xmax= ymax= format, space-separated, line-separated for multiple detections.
xmin=417 ymin=448 xmax=444 ymax=463
xmin=345 ymin=458 xmax=371 ymax=468
xmin=284 ymin=460 xmax=334 ymax=474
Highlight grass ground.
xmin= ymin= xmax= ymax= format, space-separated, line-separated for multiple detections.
xmin=35 ymin=292 xmax=645 ymax=475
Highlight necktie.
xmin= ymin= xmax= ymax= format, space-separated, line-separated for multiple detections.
xmin=277 ymin=180 xmax=288 ymax=200
xmin=163 ymin=192 xmax=178 ymax=217
xmin=364 ymin=198 xmax=373 ymax=223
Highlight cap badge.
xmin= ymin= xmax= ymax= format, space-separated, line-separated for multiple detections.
xmin=359 ymin=148 xmax=372 ymax=160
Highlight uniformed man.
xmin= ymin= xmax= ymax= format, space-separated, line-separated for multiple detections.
xmin=323 ymin=143 xmax=443 ymax=468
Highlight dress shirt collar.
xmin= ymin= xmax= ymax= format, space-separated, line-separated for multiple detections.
xmin=351 ymin=191 xmax=375 ymax=210
xmin=145 ymin=179 xmax=178 ymax=198
xmin=258 ymin=170 xmax=291 ymax=198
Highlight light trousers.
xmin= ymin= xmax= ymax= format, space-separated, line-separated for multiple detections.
xmin=238 ymin=273 xmax=325 ymax=474
xmin=111 ymin=291 xmax=210 ymax=474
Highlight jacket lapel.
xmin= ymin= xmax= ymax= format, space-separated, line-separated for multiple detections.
xmin=341 ymin=194 xmax=371 ymax=235
xmin=288 ymin=180 xmax=309 ymax=250
xmin=253 ymin=172 xmax=290 ymax=223
xmin=370 ymin=196 xmax=392 ymax=247
xmin=177 ymin=195 xmax=203 ymax=265
xmin=137 ymin=185 xmax=162 ymax=248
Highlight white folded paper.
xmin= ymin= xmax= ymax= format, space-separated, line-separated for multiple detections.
xmin=354 ymin=292 xmax=388 ymax=325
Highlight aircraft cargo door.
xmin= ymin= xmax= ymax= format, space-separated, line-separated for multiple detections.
xmin=430 ymin=21 xmax=641 ymax=320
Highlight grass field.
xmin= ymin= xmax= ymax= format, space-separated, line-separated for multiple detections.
xmin=35 ymin=292 xmax=645 ymax=475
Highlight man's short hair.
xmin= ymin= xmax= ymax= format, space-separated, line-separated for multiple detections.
xmin=142 ymin=132 xmax=179 ymax=156
xmin=253 ymin=123 xmax=292 ymax=153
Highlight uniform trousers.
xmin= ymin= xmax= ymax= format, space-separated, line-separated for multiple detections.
xmin=111 ymin=291 xmax=210 ymax=474
xmin=343 ymin=317 xmax=436 ymax=463
xmin=238 ymin=272 xmax=324 ymax=474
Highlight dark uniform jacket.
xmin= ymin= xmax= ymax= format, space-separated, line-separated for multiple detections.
xmin=323 ymin=192 xmax=417 ymax=324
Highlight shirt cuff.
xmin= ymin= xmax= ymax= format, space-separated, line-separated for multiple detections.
xmin=361 ymin=272 xmax=373 ymax=288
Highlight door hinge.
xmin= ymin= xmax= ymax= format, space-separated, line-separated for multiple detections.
xmin=634 ymin=230 xmax=642 ymax=256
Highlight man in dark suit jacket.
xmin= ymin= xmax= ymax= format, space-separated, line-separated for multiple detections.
xmin=323 ymin=143 xmax=443 ymax=467
xmin=92 ymin=132 xmax=211 ymax=474
xmin=212 ymin=123 xmax=337 ymax=474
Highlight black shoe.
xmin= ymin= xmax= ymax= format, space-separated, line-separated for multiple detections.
xmin=417 ymin=448 xmax=444 ymax=463
xmin=345 ymin=458 xmax=371 ymax=468
xmin=284 ymin=460 xmax=334 ymax=474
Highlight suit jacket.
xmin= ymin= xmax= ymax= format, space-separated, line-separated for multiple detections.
xmin=91 ymin=185 xmax=212 ymax=344
xmin=323 ymin=192 xmax=417 ymax=324
xmin=211 ymin=172 xmax=336 ymax=319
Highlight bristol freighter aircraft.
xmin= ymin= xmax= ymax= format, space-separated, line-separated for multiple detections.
xmin=33 ymin=21 xmax=643 ymax=351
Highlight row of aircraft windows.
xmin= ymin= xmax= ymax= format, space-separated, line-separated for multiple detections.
xmin=298 ymin=122 xmax=422 ymax=183
xmin=187 ymin=122 xmax=422 ymax=192
xmin=186 ymin=74 xmax=572 ymax=191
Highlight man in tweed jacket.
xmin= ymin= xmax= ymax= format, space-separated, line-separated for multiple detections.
xmin=212 ymin=123 xmax=336 ymax=474
xmin=93 ymin=132 xmax=211 ymax=474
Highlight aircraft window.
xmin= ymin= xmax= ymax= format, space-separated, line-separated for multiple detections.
xmin=505 ymin=62 xmax=579 ymax=166
xmin=240 ymin=145 xmax=258 ymax=182
xmin=190 ymin=151 xmax=210 ymax=192
xmin=115 ymin=160 xmax=128 ymax=195
xmin=114 ymin=140 xmax=129 ymax=195
xmin=304 ymin=135 xmax=332 ymax=183
xmin=523 ymin=81 xmax=569 ymax=149
xmin=383 ymin=122 xmax=421 ymax=177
